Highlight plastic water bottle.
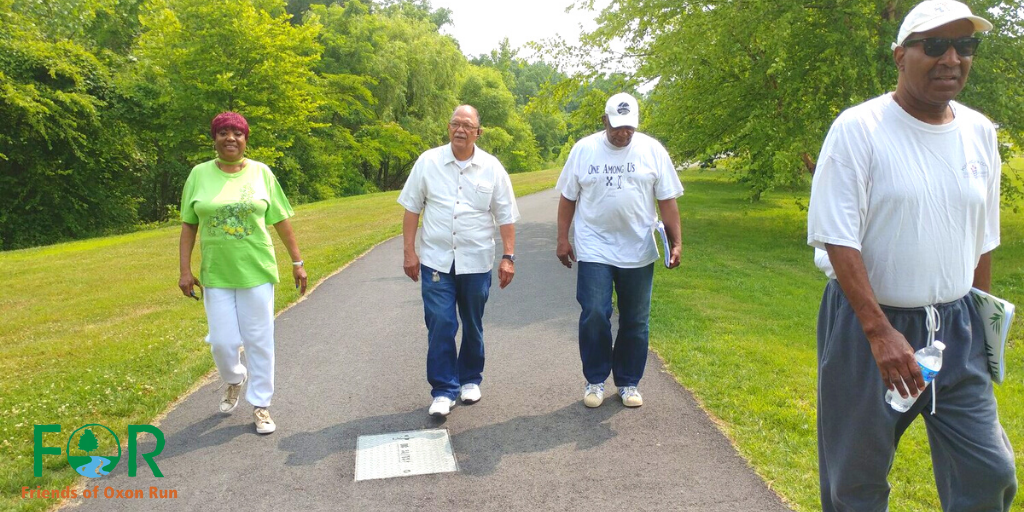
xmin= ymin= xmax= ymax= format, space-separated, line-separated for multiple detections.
xmin=884 ymin=341 xmax=945 ymax=413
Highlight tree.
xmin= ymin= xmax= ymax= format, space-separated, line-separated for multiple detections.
xmin=0 ymin=0 xmax=144 ymax=249
xmin=472 ymin=39 xmax=571 ymax=162
xmin=128 ymin=0 xmax=322 ymax=216
xmin=460 ymin=66 xmax=542 ymax=172
xmin=568 ymin=0 xmax=1024 ymax=199
xmin=306 ymin=0 xmax=466 ymax=190
xmin=78 ymin=428 xmax=99 ymax=455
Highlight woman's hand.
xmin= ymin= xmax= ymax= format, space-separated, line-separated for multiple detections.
xmin=179 ymin=272 xmax=202 ymax=300
xmin=293 ymin=264 xmax=308 ymax=295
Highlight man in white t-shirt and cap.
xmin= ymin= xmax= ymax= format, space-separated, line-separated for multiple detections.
xmin=808 ymin=1 xmax=1016 ymax=509
xmin=556 ymin=92 xmax=683 ymax=408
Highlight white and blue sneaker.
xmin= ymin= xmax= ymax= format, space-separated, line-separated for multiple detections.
xmin=583 ymin=382 xmax=605 ymax=408
xmin=428 ymin=396 xmax=455 ymax=417
xmin=618 ymin=386 xmax=643 ymax=407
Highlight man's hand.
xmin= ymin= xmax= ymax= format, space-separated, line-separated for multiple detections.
xmin=404 ymin=251 xmax=420 ymax=282
xmin=867 ymin=325 xmax=925 ymax=399
xmin=668 ymin=244 xmax=681 ymax=269
xmin=498 ymin=258 xmax=514 ymax=289
xmin=556 ymin=240 xmax=576 ymax=268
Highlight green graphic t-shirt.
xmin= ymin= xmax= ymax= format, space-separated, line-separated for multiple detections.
xmin=180 ymin=160 xmax=294 ymax=288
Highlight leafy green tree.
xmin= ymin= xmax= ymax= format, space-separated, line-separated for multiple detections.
xmin=306 ymin=0 xmax=465 ymax=190
xmin=78 ymin=428 xmax=99 ymax=455
xmin=525 ymin=106 xmax=568 ymax=162
xmin=471 ymin=39 xmax=571 ymax=162
xmin=569 ymin=0 xmax=1024 ymax=199
xmin=128 ymin=0 xmax=322 ymax=215
xmin=377 ymin=0 xmax=453 ymax=30
xmin=461 ymin=65 xmax=542 ymax=172
xmin=0 ymin=0 xmax=143 ymax=249
xmin=12 ymin=0 xmax=146 ymax=54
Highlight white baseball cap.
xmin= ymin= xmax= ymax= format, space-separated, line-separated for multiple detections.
xmin=892 ymin=0 xmax=992 ymax=49
xmin=604 ymin=92 xmax=639 ymax=128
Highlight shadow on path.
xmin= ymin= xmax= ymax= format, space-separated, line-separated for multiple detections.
xmin=116 ymin=410 xmax=250 ymax=475
xmin=278 ymin=402 xmax=622 ymax=476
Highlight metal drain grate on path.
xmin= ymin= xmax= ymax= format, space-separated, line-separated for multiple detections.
xmin=354 ymin=429 xmax=458 ymax=481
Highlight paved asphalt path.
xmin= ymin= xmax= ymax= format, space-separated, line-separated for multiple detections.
xmin=67 ymin=187 xmax=792 ymax=511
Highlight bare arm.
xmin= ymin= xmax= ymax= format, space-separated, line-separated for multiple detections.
xmin=403 ymin=210 xmax=421 ymax=282
xmin=497 ymin=223 xmax=516 ymax=289
xmin=556 ymin=195 xmax=577 ymax=268
xmin=973 ymin=251 xmax=992 ymax=293
xmin=657 ymin=198 xmax=682 ymax=269
xmin=178 ymin=222 xmax=201 ymax=298
xmin=272 ymin=219 xmax=307 ymax=295
xmin=825 ymin=243 xmax=924 ymax=398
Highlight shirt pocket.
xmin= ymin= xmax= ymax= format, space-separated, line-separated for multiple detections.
xmin=469 ymin=182 xmax=494 ymax=212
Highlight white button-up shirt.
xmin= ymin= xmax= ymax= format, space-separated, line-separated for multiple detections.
xmin=398 ymin=144 xmax=520 ymax=275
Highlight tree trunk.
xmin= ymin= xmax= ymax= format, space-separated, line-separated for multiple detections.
xmin=802 ymin=152 xmax=817 ymax=175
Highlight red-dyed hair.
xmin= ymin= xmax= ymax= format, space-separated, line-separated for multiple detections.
xmin=210 ymin=112 xmax=250 ymax=139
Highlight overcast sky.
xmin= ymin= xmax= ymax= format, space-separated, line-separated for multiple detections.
xmin=428 ymin=0 xmax=613 ymax=60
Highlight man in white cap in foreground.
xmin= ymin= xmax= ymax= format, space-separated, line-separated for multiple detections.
xmin=555 ymin=92 xmax=683 ymax=408
xmin=808 ymin=1 xmax=1016 ymax=510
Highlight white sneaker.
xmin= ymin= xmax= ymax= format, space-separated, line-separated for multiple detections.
xmin=219 ymin=373 xmax=247 ymax=413
xmin=583 ymin=383 xmax=605 ymax=408
xmin=253 ymin=407 xmax=276 ymax=434
xmin=459 ymin=383 xmax=481 ymax=404
xmin=619 ymin=386 xmax=643 ymax=407
xmin=428 ymin=396 xmax=455 ymax=417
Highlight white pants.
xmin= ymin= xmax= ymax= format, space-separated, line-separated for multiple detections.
xmin=203 ymin=283 xmax=275 ymax=408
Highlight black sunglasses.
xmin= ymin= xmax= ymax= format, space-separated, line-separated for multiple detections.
xmin=903 ymin=37 xmax=981 ymax=58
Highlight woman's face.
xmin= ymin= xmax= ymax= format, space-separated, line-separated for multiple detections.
xmin=214 ymin=127 xmax=247 ymax=161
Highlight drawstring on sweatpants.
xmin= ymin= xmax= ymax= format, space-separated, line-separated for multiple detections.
xmin=924 ymin=305 xmax=941 ymax=415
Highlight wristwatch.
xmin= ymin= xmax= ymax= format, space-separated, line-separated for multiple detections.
xmin=502 ymin=254 xmax=516 ymax=263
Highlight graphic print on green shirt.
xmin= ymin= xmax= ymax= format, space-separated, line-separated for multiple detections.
xmin=180 ymin=160 xmax=294 ymax=289
xmin=208 ymin=184 xmax=257 ymax=239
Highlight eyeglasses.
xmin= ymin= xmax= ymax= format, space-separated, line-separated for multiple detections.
xmin=902 ymin=37 xmax=981 ymax=58
xmin=448 ymin=121 xmax=479 ymax=131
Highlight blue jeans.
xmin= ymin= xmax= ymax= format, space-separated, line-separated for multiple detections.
xmin=577 ymin=262 xmax=654 ymax=387
xmin=421 ymin=263 xmax=491 ymax=400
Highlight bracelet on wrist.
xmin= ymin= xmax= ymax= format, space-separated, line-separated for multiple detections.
xmin=292 ymin=260 xmax=304 ymax=267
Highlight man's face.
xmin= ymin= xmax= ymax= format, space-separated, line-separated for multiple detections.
xmin=896 ymin=19 xmax=976 ymax=108
xmin=603 ymin=116 xmax=636 ymax=148
xmin=448 ymin=107 xmax=481 ymax=154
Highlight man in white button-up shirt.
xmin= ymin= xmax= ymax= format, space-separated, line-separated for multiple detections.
xmin=398 ymin=105 xmax=520 ymax=417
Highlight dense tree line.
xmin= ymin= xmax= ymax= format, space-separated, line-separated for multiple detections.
xmin=562 ymin=0 xmax=1024 ymax=199
xmin=0 ymin=0 xmax=572 ymax=250
xmin=12 ymin=0 xmax=1009 ymax=249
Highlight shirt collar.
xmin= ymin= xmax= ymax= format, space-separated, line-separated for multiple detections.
xmin=443 ymin=143 xmax=477 ymax=165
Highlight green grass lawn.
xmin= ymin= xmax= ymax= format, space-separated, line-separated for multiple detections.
xmin=2 ymin=162 xmax=1022 ymax=511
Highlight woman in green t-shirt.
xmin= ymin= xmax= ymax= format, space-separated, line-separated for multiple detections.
xmin=178 ymin=112 xmax=307 ymax=435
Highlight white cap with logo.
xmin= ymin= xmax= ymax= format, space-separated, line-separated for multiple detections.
xmin=605 ymin=92 xmax=639 ymax=128
xmin=892 ymin=0 xmax=992 ymax=50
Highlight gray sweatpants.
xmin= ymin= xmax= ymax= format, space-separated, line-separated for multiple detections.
xmin=817 ymin=280 xmax=1016 ymax=511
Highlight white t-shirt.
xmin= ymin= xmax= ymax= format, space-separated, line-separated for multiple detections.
xmin=557 ymin=131 xmax=684 ymax=268
xmin=807 ymin=93 xmax=1000 ymax=307
xmin=398 ymin=144 xmax=520 ymax=275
